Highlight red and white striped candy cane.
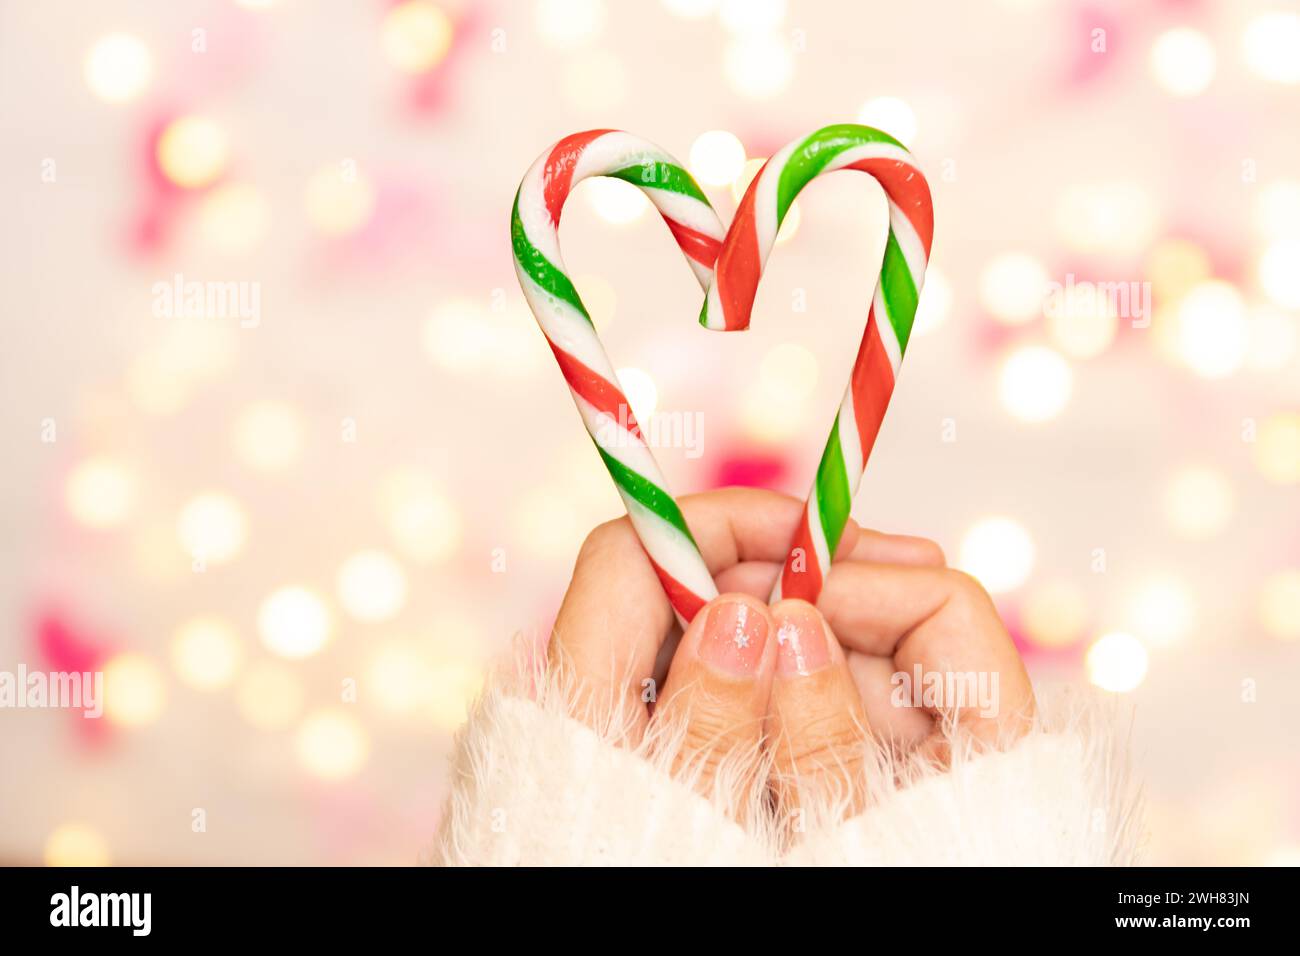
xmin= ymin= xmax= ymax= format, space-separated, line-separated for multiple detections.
xmin=701 ymin=124 xmax=935 ymax=604
xmin=512 ymin=130 xmax=727 ymax=626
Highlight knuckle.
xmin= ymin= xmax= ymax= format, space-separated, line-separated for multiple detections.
xmin=917 ymin=537 xmax=947 ymax=566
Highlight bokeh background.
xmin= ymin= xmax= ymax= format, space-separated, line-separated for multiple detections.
xmin=1 ymin=0 xmax=1297 ymax=866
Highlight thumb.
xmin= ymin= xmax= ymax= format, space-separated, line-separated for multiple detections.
xmin=765 ymin=600 xmax=869 ymax=835
xmin=653 ymin=594 xmax=776 ymax=810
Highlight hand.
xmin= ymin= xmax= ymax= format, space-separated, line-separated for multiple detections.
xmin=548 ymin=487 xmax=1034 ymax=818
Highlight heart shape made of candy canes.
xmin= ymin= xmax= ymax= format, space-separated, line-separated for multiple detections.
xmin=512 ymin=124 xmax=933 ymax=627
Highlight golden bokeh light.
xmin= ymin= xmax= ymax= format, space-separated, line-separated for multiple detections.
xmin=381 ymin=1 xmax=453 ymax=74
xmin=1258 ymin=569 xmax=1300 ymax=642
xmin=171 ymin=617 xmax=243 ymax=691
xmin=1252 ymin=413 xmax=1300 ymax=484
xmin=723 ymin=33 xmax=793 ymax=98
xmin=1145 ymin=238 xmax=1210 ymax=304
xmin=979 ymin=252 xmax=1048 ymax=325
xmin=689 ymin=130 xmax=747 ymax=187
xmin=304 ymin=161 xmax=375 ymax=236
xmin=65 ymin=456 xmax=136 ymax=529
xmin=156 ymin=116 xmax=229 ymax=189
xmin=1172 ymin=280 xmax=1248 ymax=378
xmin=1246 ymin=308 xmax=1297 ymax=371
xmin=198 ymin=182 xmax=269 ymax=255
xmin=856 ymin=96 xmax=918 ymax=148
xmin=1253 ymin=181 xmax=1300 ymax=240
xmin=1149 ymin=27 xmax=1216 ymax=97
xmin=84 ymin=33 xmax=152 ymax=104
xmin=257 ymin=587 xmax=332 ymax=659
xmin=378 ymin=469 xmax=462 ymax=564
xmin=44 ymin=823 xmax=111 ymax=867
xmin=1126 ymin=575 xmax=1196 ymax=648
xmin=1021 ymin=578 xmax=1088 ymax=648
xmin=1086 ymin=631 xmax=1149 ymax=692
xmin=232 ymin=400 xmax=304 ymax=472
xmin=337 ymin=549 xmax=408 ymax=623
xmin=1258 ymin=240 xmax=1300 ymax=309
xmin=572 ymin=274 xmax=617 ymax=331
xmin=1054 ymin=181 xmax=1159 ymax=255
xmin=998 ymin=345 xmax=1073 ymax=423
xmin=176 ymin=492 xmax=247 ymax=565
xmin=535 ymin=0 xmax=606 ymax=50
xmin=1242 ymin=12 xmax=1300 ymax=85
xmin=295 ymin=709 xmax=370 ymax=780
xmin=731 ymin=156 xmax=766 ymax=203
xmin=425 ymin=658 xmax=486 ymax=731
xmin=561 ymin=50 xmax=626 ymax=111
xmin=235 ymin=660 xmax=305 ymax=730
xmin=1162 ymin=465 xmax=1234 ymax=539
xmin=103 ymin=653 xmax=167 ymax=728
xmin=759 ymin=343 xmax=818 ymax=402
xmin=1045 ymin=285 xmax=1118 ymax=359
xmin=958 ymin=516 xmax=1035 ymax=594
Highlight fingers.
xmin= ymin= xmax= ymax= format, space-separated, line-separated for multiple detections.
xmin=816 ymin=563 xmax=1035 ymax=753
xmin=765 ymin=601 xmax=868 ymax=830
xmin=653 ymin=594 xmax=777 ymax=805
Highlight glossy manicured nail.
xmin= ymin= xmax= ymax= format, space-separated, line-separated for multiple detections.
xmin=698 ymin=599 xmax=768 ymax=675
xmin=774 ymin=601 xmax=831 ymax=677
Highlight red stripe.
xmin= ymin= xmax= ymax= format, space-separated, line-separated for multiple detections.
xmin=647 ymin=555 xmax=707 ymax=623
xmin=542 ymin=129 xmax=615 ymax=227
xmin=849 ymin=311 xmax=897 ymax=466
xmin=844 ymin=157 xmax=934 ymax=255
xmin=547 ymin=339 xmax=642 ymax=441
xmin=713 ymin=166 xmax=766 ymax=330
xmin=663 ymin=217 xmax=721 ymax=269
xmin=780 ymin=507 xmax=823 ymax=603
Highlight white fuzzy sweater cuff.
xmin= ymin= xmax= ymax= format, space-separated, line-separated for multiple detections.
xmin=432 ymin=680 xmax=1141 ymax=866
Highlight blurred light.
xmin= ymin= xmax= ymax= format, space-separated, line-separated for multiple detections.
xmin=1258 ymin=569 xmax=1300 ymax=641
xmin=959 ymin=516 xmax=1035 ymax=594
xmin=912 ymin=267 xmax=952 ymax=336
xmin=232 ymin=400 xmax=304 ymax=472
xmin=979 ymin=252 xmax=1048 ymax=325
xmin=583 ymin=176 xmax=650 ymax=225
xmin=719 ymin=0 xmax=784 ymax=33
xmin=126 ymin=352 xmax=190 ymax=416
xmin=65 ymin=456 xmax=135 ymax=529
xmin=1258 ymin=240 xmax=1300 ymax=308
xmin=1149 ymin=27 xmax=1216 ymax=96
xmin=295 ymin=709 xmax=369 ymax=780
xmin=1242 ymin=12 xmax=1300 ymax=85
xmin=381 ymin=1 xmax=453 ymax=74
xmin=1162 ymin=465 xmax=1235 ymax=539
xmin=171 ymin=618 xmax=242 ymax=691
xmin=998 ymin=346 xmax=1072 ymax=423
xmin=689 ymin=130 xmax=746 ymax=186
xmin=1253 ymin=413 xmax=1300 ymax=484
xmin=44 ymin=823 xmax=110 ymax=867
xmin=199 ymin=182 xmax=269 ymax=255
xmin=235 ymin=661 xmax=304 ymax=729
xmin=368 ymin=643 xmax=433 ymax=715
xmin=724 ymin=33 xmax=793 ymax=98
xmin=512 ymin=485 xmax=585 ymax=560
xmin=304 ymin=162 xmax=375 ymax=236
xmin=661 ymin=0 xmax=718 ymax=18
xmin=337 ymin=550 xmax=408 ymax=622
xmin=535 ymin=0 xmax=605 ymax=49
xmin=615 ymin=367 xmax=658 ymax=421
xmin=1054 ymin=182 xmax=1159 ymax=255
xmin=156 ymin=116 xmax=229 ymax=190
xmin=1145 ymin=238 xmax=1210 ymax=304
xmin=103 ymin=653 xmax=167 ymax=727
xmin=739 ymin=380 xmax=805 ymax=443
xmin=258 ymin=587 xmax=332 ymax=659
xmin=1086 ymin=631 xmax=1148 ymax=692
xmin=177 ymin=492 xmax=247 ymax=565
xmin=426 ymin=658 xmax=486 ymax=730
xmin=561 ymin=50 xmax=626 ymax=111
xmin=1126 ymin=575 xmax=1196 ymax=647
xmin=1021 ymin=579 xmax=1088 ymax=648
xmin=1173 ymin=280 xmax=1248 ymax=378
xmin=84 ymin=33 xmax=152 ymax=104
xmin=732 ymin=156 xmax=766 ymax=203
xmin=378 ymin=469 xmax=462 ymax=564
xmin=1045 ymin=285 xmax=1118 ymax=359
xmin=856 ymin=96 xmax=918 ymax=148
xmin=1247 ymin=308 xmax=1298 ymax=371
xmin=573 ymin=274 xmax=616 ymax=330
xmin=1253 ymin=180 xmax=1300 ymax=239
xmin=759 ymin=343 xmax=818 ymax=401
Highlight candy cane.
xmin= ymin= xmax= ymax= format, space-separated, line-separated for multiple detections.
xmin=512 ymin=130 xmax=727 ymax=626
xmin=701 ymin=124 xmax=935 ymax=604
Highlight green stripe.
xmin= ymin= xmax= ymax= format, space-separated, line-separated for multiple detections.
xmin=596 ymin=445 xmax=697 ymax=543
xmin=510 ymin=191 xmax=590 ymax=324
xmin=813 ymin=416 xmax=852 ymax=555
xmin=879 ymin=230 xmax=920 ymax=353
xmin=608 ymin=162 xmax=708 ymax=204
xmin=776 ymin=123 xmax=905 ymax=226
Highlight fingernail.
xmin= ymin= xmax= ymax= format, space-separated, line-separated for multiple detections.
xmin=774 ymin=602 xmax=831 ymax=677
xmin=698 ymin=599 xmax=768 ymax=675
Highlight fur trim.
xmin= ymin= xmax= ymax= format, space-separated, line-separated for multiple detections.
xmin=430 ymin=648 xmax=1143 ymax=866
